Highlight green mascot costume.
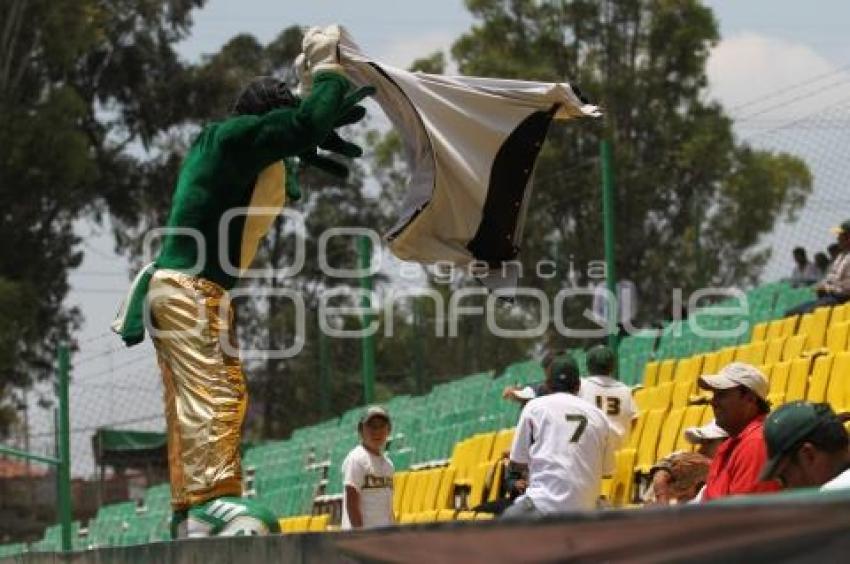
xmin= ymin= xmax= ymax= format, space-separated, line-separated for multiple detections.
xmin=112 ymin=25 xmax=370 ymax=538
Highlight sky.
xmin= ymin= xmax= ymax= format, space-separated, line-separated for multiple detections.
xmin=19 ymin=0 xmax=850 ymax=477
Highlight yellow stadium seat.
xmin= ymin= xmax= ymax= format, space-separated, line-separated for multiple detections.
xmin=627 ymin=411 xmax=648 ymax=450
xmin=674 ymin=405 xmax=707 ymax=452
xmin=671 ymin=380 xmax=692 ymax=409
xmin=781 ymin=315 xmax=799 ymax=338
xmin=828 ymin=303 xmax=849 ymax=327
xmin=652 ymin=382 xmax=674 ymax=410
xmin=399 ymin=513 xmax=416 ymax=525
xmin=655 ymin=407 xmax=686 ymax=460
xmin=393 ymin=471 xmax=409 ymax=519
xmin=435 ymin=466 xmax=456 ymax=510
xmin=764 ymin=338 xmax=786 ymax=365
xmin=632 ymin=388 xmax=650 ymax=413
xmin=642 ymin=361 xmax=660 ymax=387
xmin=827 ymin=351 xmax=850 ymax=411
xmin=749 ymin=341 xmax=768 ymax=365
xmin=278 ymin=518 xmax=290 ymax=533
xmin=750 ymin=322 xmax=769 ymax=343
xmin=467 ymin=462 xmax=494 ymax=509
xmin=767 ymin=361 xmax=791 ymax=406
xmin=702 ymin=352 xmax=720 ymax=377
xmin=657 ymin=360 xmax=676 ymax=385
xmin=436 ymin=509 xmax=456 ymax=521
xmin=415 ymin=510 xmax=438 ymax=523
xmin=401 ymin=471 xmax=425 ymax=515
xmin=421 ymin=468 xmax=445 ymax=511
xmin=635 ymin=409 xmax=667 ymax=473
xmin=784 ymin=357 xmax=810 ymax=403
xmin=473 ymin=512 xmax=495 ymax=520
xmin=476 ymin=432 xmax=497 ymax=464
xmin=599 ymin=477 xmax=613 ymax=500
xmin=486 ymin=460 xmax=506 ymax=503
xmin=609 ymin=448 xmax=637 ymax=506
xmin=491 ymin=428 xmax=515 ymax=461
xmin=783 ymin=334 xmax=806 ymax=361
xmin=717 ymin=346 xmax=736 ymax=368
xmin=455 ymin=511 xmax=476 ymax=521
xmin=800 ymin=307 xmax=830 ymax=350
xmin=673 ymin=356 xmax=700 ymax=383
xmin=825 ymin=322 xmax=850 ymax=354
xmin=807 ymin=354 xmax=835 ymax=402
xmin=766 ymin=319 xmax=785 ymax=340
xmin=308 ymin=514 xmax=330 ymax=532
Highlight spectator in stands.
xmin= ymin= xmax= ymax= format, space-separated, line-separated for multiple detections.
xmin=788 ymin=247 xmax=820 ymax=287
xmin=814 ymin=252 xmax=830 ymax=280
xmin=502 ymin=355 xmax=617 ymax=518
xmin=341 ymin=406 xmax=395 ymax=530
xmin=646 ymin=452 xmax=712 ymax=505
xmin=759 ymin=402 xmax=850 ymax=491
xmin=683 ymin=419 xmax=729 ymax=458
xmin=828 ymin=242 xmax=841 ymax=263
xmin=579 ymin=344 xmax=637 ymax=444
xmin=698 ymin=363 xmax=782 ymax=501
xmin=786 ymin=220 xmax=850 ymax=316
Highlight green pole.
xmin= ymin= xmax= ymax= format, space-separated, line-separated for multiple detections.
xmin=357 ymin=236 xmax=376 ymax=404
xmin=57 ymin=343 xmax=72 ymax=552
xmin=318 ymin=316 xmax=331 ymax=418
xmin=413 ymin=298 xmax=425 ymax=395
xmin=600 ymin=139 xmax=619 ymax=352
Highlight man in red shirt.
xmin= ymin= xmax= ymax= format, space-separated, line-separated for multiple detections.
xmin=698 ymin=362 xmax=782 ymax=501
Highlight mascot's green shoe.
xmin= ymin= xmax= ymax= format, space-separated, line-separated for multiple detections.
xmin=172 ymin=497 xmax=280 ymax=539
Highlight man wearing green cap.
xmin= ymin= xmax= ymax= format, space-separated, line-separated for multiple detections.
xmin=759 ymin=401 xmax=850 ymax=491
xmin=786 ymin=219 xmax=850 ymax=316
xmin=579 ymin=344 xmax=637 ymax=443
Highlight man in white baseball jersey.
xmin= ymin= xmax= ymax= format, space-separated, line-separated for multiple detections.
xmin=579 ymin=344 xmax=637 ymax=443
xmin=503 ymin=355 xmax=617 ymax=518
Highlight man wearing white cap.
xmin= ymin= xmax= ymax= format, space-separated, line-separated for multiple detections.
xmin=698 ymin=362 xmax=781 ymax=501
xmin=684 ymin=420 xmax=728 ymax=459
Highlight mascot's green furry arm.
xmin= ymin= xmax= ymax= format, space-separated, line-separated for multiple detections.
xmin=112 ymin=69 xmax=372 ymax=346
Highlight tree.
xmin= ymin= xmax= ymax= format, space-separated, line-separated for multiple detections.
xmin=0 ymin=0 xmax=206 ymax=434
xmin=449 ymin=0 xmax=811 ymax=337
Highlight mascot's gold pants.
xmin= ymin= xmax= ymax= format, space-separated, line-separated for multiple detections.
xmin=148 ymin=269 xmax=246 ymax=511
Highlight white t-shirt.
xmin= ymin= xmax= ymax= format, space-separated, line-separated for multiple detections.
xmin=579 ymin=375 xmax=637 ymax=442
xmin=510 ymin=392 xmax=617 ymax=514
xmin=821 ymin=467 xmax=850 ymax=491
xmin=341 ymin=445 xmax=394 ymax=530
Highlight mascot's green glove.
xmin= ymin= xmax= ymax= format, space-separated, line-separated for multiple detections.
xmin=296 ymin=85 xmax=376 ymax=183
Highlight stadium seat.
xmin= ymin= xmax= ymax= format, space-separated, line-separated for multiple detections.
xmin=632 ymin=388 xmax=650 ymax=413
xmin=807 ymin=354 xmax=835 ymax=402
xmin=717 ymin=346 xmax=736 ymax=369
xmin=784 ymin=357 xmax=811 ymax=403
xmin=767 ymin=361 xmax=791 ymax=406
xmin=436 ymin=509 xmax=456 ymax=521
xmin=701 ymin=351 xmax=719 ymax=376
xmin=393 ymin=471 xmax=409 ymax=519
xmin=652 ymin=382 xmax=674 ymax=410
xmin=309 ymin=514 xmax=330 ymax=532
xmin=655 ymin=407 xmax=686 ymax=460
xmin=627 ymin=411 xmax=648 ymax=450
xmin=436 ymin=466 xmax=457 ymax=510
xmin=609 ymin=449 xmax=637 ymax=506
xmin=828 ymin=303 xmax=849 ymax=327
xmin=657 ymin=360 xmax=676 ymax=385
xmin=827 ymin=351 xmax=850 ymax=411
xmin=421 ymin=468 xmax=446 ymax=511
xmin=642 ymin=361 xmax=660 ymax=388
xmin=765 ymin=319 xmax=785 ymax=340
xmin=782 ymin=334 xmax=806 ymax=361
xmin=635 ymin=409 xmax=667 ymax=473
xmin=750 ymin=322 xmax=768 ymax=343
xmin=763 ymin=337 xmax=786 ymax=365
xmin=674 ymin=405 xmax=707 ymax=452
xmin=467 ymin=461 xmax=496 ymax=509
xmin=491 ymin=428 xmax=515 ymax=460
xmin=670 ymin=380 xmax=693 ymax=409
xmin=800 ymin=307 xmax=831 ymax=349
xmin=825 ymin=322 xmax=850 ymax=354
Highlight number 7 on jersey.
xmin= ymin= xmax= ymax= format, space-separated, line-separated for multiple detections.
xmin=564 ymin=414 xmax=587 ymax=442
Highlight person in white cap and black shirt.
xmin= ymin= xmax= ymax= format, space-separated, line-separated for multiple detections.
xmin=341 ymin=406 xmax=394 ymax=530
xmin=698 ymin=363 xmax=781 ymax=501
